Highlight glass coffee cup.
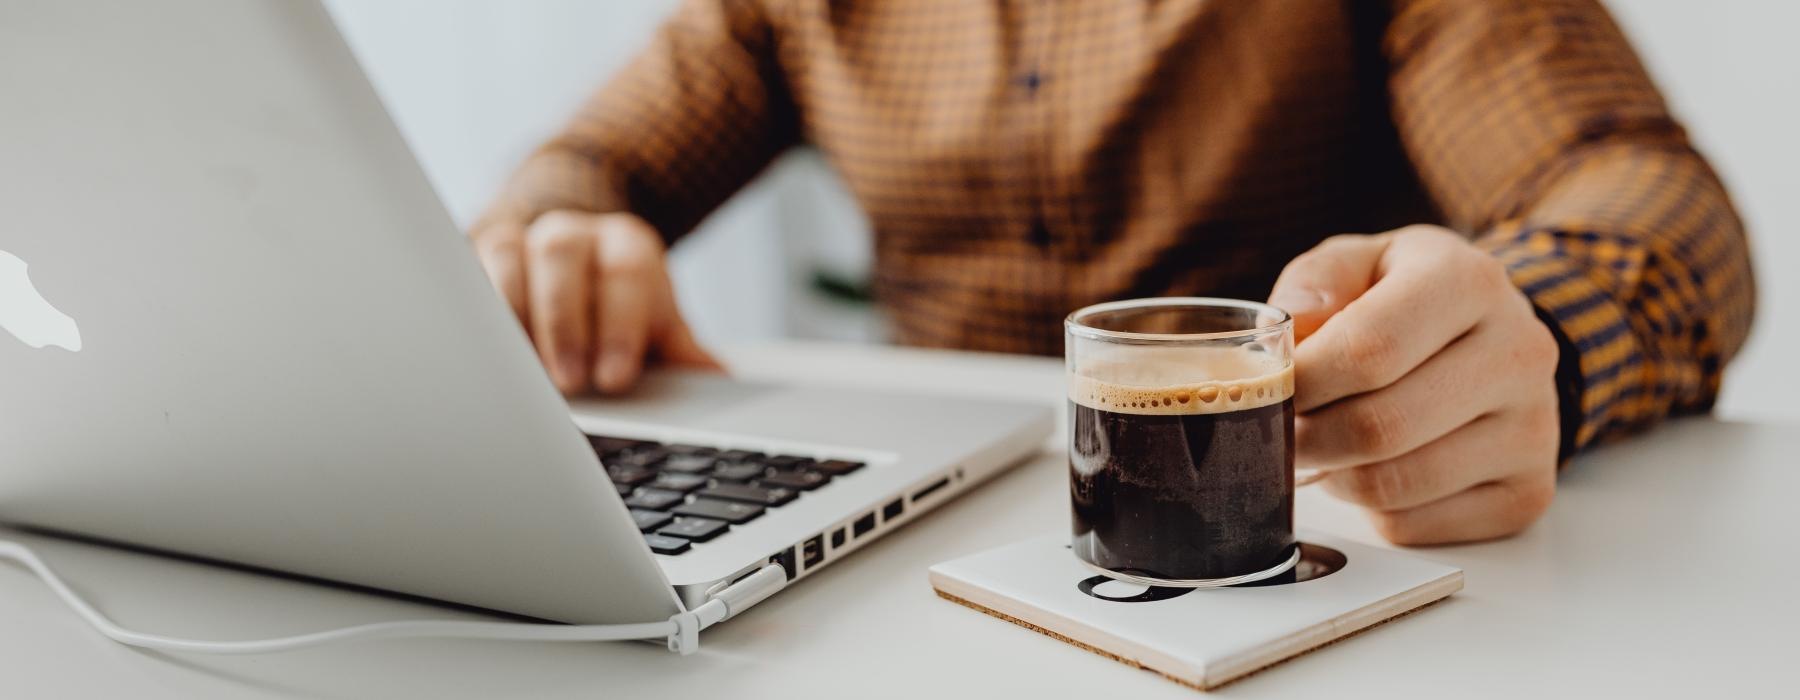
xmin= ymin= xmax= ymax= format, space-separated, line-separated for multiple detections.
xmin=1066 ymin=297 xmax=1299 ymax=587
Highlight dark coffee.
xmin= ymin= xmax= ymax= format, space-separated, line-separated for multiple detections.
xmin=1069 ymin=351 xmax=1296 ymax=582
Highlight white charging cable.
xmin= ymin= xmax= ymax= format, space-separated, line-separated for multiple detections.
xmin=0 ymin=539 xmax=786 ymax=656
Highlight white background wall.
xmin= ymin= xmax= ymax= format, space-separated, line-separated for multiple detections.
xmin=325 ymin=0 xmax=1798 ymax=423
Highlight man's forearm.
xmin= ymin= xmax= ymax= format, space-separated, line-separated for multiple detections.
xmin=1480 ymin=143 xmax=1755 ymax=451
xmin=472 ymin=0 xmax=798 ymax=245
xmin=1384 ymin=0 xmax=1755 ymax=453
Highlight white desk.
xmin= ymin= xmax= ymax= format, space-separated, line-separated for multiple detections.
xmin=3 ymin=341 xmax=1794 ymax=698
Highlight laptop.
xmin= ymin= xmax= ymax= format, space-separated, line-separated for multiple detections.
xmin=0 ymin=0 xmax=1053 ymax=629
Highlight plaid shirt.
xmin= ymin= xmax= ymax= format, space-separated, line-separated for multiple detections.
xmin=480 ymin=0 xmax=1754 ymax=454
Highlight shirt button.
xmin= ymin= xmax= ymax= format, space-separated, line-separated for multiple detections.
xmin=1017 ymin=71 xmax=1043 ymax=94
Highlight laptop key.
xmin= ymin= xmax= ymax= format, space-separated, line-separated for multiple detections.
xmin=710 ymin=461 xmax=767 ymax=482
xmin=764 ymin=455 xmax=813 ymax=470
xmin=615 ymin=483 xmax=635 ymax=496
xmin=608 ymin=449 xmax=668 ymax=470
xmin=587 ymin=436 xmax=651 ymax=456
xmin=698 ymin=483 xmax=795 ymax=507
xmin=660 ymin=454 xmax=717 ymax=474
xmin=608 ymin=464 xmax=658 ymax=485
xmin=630 ymin=509 xmax=674 ymax=532
xmin=607 ymin=466 xmax=657 ymax=487
xmin=813 ymin=460 xmax=865 ymax=476
xmin=672 ymin=498 xmax=765 ymax=524
xmin=658 ymin=517 xmax=730 ymax=542
xmin=624 ymin=488 xmax=686 ymax=511
xmin=760 ymin=470 xmax=830 ymax=491
xmin=663 ymin=444 xmax=718 ymax=457
xmin=643 ymin=534 xmax=692 ymax=555
xmin=716 ymin=449 xmax=765 ymax=462
xmin=648 ymin=472 xmax=708 ymax=493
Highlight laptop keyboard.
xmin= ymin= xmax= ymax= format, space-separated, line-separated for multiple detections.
xmin=587 ymin=435 xmax=865 ymax=556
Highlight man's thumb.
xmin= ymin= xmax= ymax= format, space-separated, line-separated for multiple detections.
xmin=1266 ymin=233 xmax=1392 ymax=341
xmin=657 ymin=318 xmax=726 ymax=373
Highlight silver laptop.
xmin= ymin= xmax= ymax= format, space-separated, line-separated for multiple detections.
xmin=0 ymin=0 xmax=1052 ymax=628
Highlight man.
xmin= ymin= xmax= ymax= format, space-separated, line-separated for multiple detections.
xmin=469 ymin=0 xmax=1754 ymax=545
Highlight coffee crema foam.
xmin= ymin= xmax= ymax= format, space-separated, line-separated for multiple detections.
xmin=1069 ymin=347 xmax=1294 ymax=415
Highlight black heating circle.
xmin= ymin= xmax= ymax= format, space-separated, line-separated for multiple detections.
xmin=1077 ymin=575 xmax=1197 ymax=602
xmin=1076 ymin=543 xmax=1348 ymax=602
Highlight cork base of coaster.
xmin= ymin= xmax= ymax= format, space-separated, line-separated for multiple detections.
xmin=934 ymin=587 xmax=1452 ymax=691
xmin=927 ymin=532 xmax=1463 ymax=691
xmin=934 ymin=587 xmax=1211 ymax=691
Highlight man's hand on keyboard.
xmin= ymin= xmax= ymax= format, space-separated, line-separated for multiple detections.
xmin=470 ymin=210 xmax=721 ymax=395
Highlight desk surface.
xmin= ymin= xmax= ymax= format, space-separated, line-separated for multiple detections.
xmin=3 ymin=341 xmax=1794 ymax=698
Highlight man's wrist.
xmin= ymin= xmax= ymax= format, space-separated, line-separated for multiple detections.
xmin=1529 ymin=304 xmax=1585 ymax=466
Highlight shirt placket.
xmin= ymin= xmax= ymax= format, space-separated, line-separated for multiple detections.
xmin=1004 ymin=0 xmax=1068 ymax=331
xmin=1014 ymin=2 xmax=1057 ymax=251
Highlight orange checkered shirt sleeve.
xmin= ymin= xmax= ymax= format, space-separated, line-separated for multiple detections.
xmin=478 ymin=0 xmax=1753 ymax=457
xmin=1384 ymin=0 xmax=1754 ymax=453
xmin=474 ymin=0 xmax=797 ymax=239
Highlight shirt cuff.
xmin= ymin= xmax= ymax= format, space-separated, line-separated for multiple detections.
xmin=1486 ymin=242 xmax=1641 ymax=457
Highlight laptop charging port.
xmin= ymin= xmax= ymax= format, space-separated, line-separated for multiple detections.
xmin=802 ymin=535 xmax=825 ymax=569
xmin=772 ymin=547 xmax=797 ymax=580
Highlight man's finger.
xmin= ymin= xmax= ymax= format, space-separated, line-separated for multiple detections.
xmin=1319 ymin=413 xmax=1526 ymax=512
xmin=647 ymin=254 xmax=723 ymax=371
xmin=658 ymin=315 xmax=725 ymax=371
xmin=1293 ymin=230 xmax=1496 ymax=412
xmin=592 ymin=225 xmax=657 ymax=394
xmin=1296 ymin=323 xmax=1508 ymax=469
xmin=1267 ymin=233 xmax=1391 ymax=341
xmin=473 ymin=227 xmax=529 ymax=324
xmin=1366 ymin=474 xmax=1556 ymax=546
xmin=525 ymin=220 xmax=597 ymax=394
